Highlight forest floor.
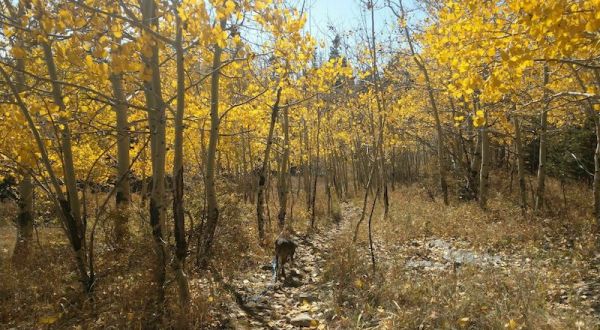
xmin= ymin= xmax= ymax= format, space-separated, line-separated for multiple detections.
xmin=200 ymin=180 xmax=600 ymax=329
xmin=2 ymin=177 xmax=600 ymax=329
xmin=204 ymin=201 xmax=362 ymax=329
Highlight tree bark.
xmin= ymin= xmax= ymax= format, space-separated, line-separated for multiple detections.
xmin=172 ymin=3 xmax=190 ymax=324
xmin=257 ymin=88 xmax=282 ymax=243
xmin=140 ymin=0 xmax=168 ymax=319
xmin=11 ymin=20 xmax=34 ymax=263
xmin=42 ymin=41 xmax=91 ymax=292
xmin=513 ymin=114 xmax=527 ymax=216
xmin=277 ymin=103 xmax=290 ymax=230
xmin=109 ymin=73 xmax=131 ymax=245
xmin=594 ymin=110 xmax=600 ymax=226
xmin=13 ymin=175 xmax=34 ymax=263
xmin=368 ymin=0 xmax=390 ymax=215
xmin=310 ymin=111 xmax=322 ymax=228
xmin=353 ymin=166 xmax=375 ymax=242
xmin=198 ymin=20 xmax=226 ymax=268
xmin=534 ymin=64 xmax=550 ymax=212
xmin=302 ymin=118 xmax=312 ymax=211
xmin=398 ymin=1 xmax=448 ymax=205
xmin=479 ymin=109 xmax=490 ymax=209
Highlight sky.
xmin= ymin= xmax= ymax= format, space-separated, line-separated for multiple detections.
xmin=304 ymin=0 xmax=396 ymax=44
xmin=296 ymin=0 xmax=424 ymax=63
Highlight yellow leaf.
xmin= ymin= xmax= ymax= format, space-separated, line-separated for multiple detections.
xmin=113 ymin=29 xmax=122 ymax=39
xmin=505 ymin=319 xmax=518 ymax=330
xmin=224 ymin=0 xmax=236 ymax=15
xmin=85 ymin=55 xmax=94 ymax=68
xmin=474 ymin=116 xmax=486 ymax=127
xmin=38 ymin=314 xmax=59 ymax=325
xmin=99 ymin=35 xmax=109 ymax=45
xmin=11 ymin=46 xmax=26 ymax=59
xmin=458 ymin=317 xmax=470 ymax=327
xmin=354 ymin=278 xmax=363 ymax=288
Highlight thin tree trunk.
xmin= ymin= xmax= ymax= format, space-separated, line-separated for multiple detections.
xmin=398 ymin=1 xmax=448 ymax=205
xmin=257 ymin=88 xmax=283 ymax=243
xmin=535 ymin=64 xmax=550 ymax=212
xmin=198 ymin=20 xmax=226 ymax=267
xmin=470 ymin=123 xmax=482 ymax=198
xmin=13 ymin=175 xmax=34 ymax=263
xmin=479 ymin=109 xmax=490 ymax=209
xmin=310 ymin=111 xmax=322 ymax=228
xmin=513 ymin=115 xmax=527 ymax=216
xmin=594 ymin=69 xmax=600 ymax=227
xmin=368 ymin=185 xmax=379 ymax=273
xmin=277 ymin=103 xmax=290 ymax=230
xmin=172 ymin=4 xmax=190 ymax=324
xmin=353 ymin=166 xmax=376 ymax=242
xmin=367 ymin=0 xmax=389 ymax=215
xmin=11 ymin=22 xmax=34 ymax=263
xmin=302 ymin=118 xmax=312 ymax=211
xmin=141 ymin=0 xmax=168 ymax=319
xmin=41 ymin=42 xmax=91 ymax=292
xmin=110 ymin=73 xmax=130 ymax=245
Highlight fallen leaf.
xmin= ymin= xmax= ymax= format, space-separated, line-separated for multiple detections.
xmin=458 ymin=317 xmax=470 ymax=327
xmin=38 ymin=314 xmax=60 ymax=325
xmin=505 ymin=319 xmax=518 ymax=330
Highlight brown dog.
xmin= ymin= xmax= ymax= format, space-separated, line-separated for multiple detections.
xmin=274 ymin=236 xmax=297 ymax=281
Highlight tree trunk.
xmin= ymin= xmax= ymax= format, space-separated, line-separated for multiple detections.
xmin=257 ymin=88 xmax=282 ymax=243
xmin=479 ymin=110 xmax=490 ymax=209
xmin=594 ymin=69 xmax=600 ymax=227
xmin=13 ymin=174 xmax=34 ymax=263
xmin=109 ymin=73 xmax=130 ymax=245
xmin=353 ymin=166 xmax=375 ymax=242
xmin=302 ymin=118 xmax=312 ymax=211
xmin=198 ymin=21 xmax=226 ymax=267
xmin=470 ymin=124 xmax=482 ymax=198
xmin=277 ymin=104 xmax=290 ymax=230
xmin=310 ymin=111 xmax=322 ymax=228
xmin=11 ymin=26 xmax=34 ymax=263
xmin=367 ymin=1 xmax=390 ymax=215
xmin=368 ymin=185 xmax=379 ymax=273
xmin=399 ymin=1 xmax=448 ymax=205
xmin=513 ymin=115 xmax=527 ymax=216
xmin=535 ymin=64 xmax=550 ymax=212
xmin=42 ymin=42 xmax=91 ymax=292
xmin=141 ymin=0 xmax=168 ymax=319
xmin=172 ymin=5 xmax=190 ymax=325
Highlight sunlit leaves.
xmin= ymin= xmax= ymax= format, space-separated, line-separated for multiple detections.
xmin=11 ymin=46 xmax=26 ymax=59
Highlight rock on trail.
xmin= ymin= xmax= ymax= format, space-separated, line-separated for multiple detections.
xmin=219 ymin=202 xmax=361 ymax=329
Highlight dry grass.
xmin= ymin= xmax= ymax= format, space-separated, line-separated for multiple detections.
xmin=3 ymin=172 xmax=597 ymax=329
xmin=0 ymin=177 xmax=336 ymax=329
xmin=324 ymin=173 xmax=599 ymax=329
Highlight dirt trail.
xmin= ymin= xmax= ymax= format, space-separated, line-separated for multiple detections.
xmin=218 ymin=202 xmax=361 ymax=329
